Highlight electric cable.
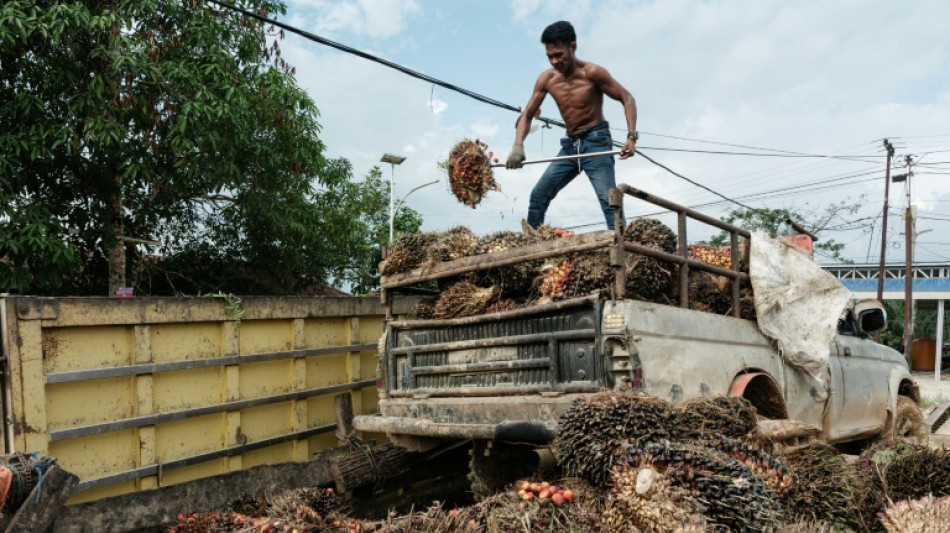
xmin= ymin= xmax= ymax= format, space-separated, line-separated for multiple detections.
xmin=203 ymin=0 xmax=863 ymax=219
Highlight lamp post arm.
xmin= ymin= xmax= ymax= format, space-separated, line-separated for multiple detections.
xmin=393 ymin=180 xmax=439 ymax=216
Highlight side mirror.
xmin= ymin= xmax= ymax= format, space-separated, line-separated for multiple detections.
xmin=853 ymin=299 xmax=887 ymax=335
xmin=857 ymin=308 xmax=887 ymax=334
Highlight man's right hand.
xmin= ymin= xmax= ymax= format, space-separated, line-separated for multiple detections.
xmin=506 ymin=145 xmax=526 ymax=169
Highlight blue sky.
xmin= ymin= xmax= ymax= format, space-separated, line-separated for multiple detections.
xmin=278 ymin=0 xmax=950 ymax=264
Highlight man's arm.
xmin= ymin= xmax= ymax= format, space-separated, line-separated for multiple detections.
xmin=507 ymin=73 xmax=549 ymax=169
xmin=590 ymin=65 xmax=637 ymax=159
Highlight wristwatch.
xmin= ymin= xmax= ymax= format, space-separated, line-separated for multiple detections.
xmin=627 ymin=131 xmax=639 ymax=141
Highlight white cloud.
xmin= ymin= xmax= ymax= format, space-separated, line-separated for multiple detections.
xmin=289 ymin=0 xmax=421 ymax=39
xmin=428 ymin=98 xmax=448 ymax=115
xmin=471 ymin=121 xmax=500 ymax=140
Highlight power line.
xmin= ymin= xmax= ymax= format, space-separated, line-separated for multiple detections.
xmin=203 ymin=0 xmax=783 ymax=215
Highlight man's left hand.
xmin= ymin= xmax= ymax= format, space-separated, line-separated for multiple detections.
xmin=620 ymin=138 xmax=636 ymax=159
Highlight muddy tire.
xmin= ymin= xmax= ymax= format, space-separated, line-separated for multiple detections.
xmin=468 ymin=440 xmax=532 ymax=498
xmin=886 ymin=396 xmax=929 ymax=445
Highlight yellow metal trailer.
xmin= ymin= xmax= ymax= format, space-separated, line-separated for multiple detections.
xmin=0 ymin=295 xmax=409 ymax=504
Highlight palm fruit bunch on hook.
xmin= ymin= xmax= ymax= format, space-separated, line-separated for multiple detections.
xmin=602 ymin=466 xmax=708 ymax=533
xmin=381 ymin=231 xmax=439 ymax=276
xmin=443 ymin=139 xmax=499 ymax=208
xmin=670 ymin=396 xmax=759 ymax=440
xmin=621 ymin=439 xmax=785 ymax=532
xmin=776 ymin=443 xmax=856 ymax=527
xmin=880 ymin=494 xmax=950 ymax=533
xmin=432 ymin=281 xmax=500 ymax=319
xmin=555 ymin=393 xmax=673 ymax=487
xmin=475 ymin=231 xmax=543 ymax=297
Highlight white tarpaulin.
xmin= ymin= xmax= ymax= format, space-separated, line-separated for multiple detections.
xmin=750 ymin=231 xmax=853 ymax=383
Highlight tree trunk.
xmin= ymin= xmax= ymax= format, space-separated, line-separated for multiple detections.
xmin=107 ymin=175 xmax=126 ymax=295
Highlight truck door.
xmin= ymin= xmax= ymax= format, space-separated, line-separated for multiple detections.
xmin=828 ymin=334 xmax=889 ymax=439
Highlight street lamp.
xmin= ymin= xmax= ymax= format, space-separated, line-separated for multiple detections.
xmin=393 ymin=180 xmax=439 ymax=217
xmin=380 ymin=153 xmax=406 ymax=243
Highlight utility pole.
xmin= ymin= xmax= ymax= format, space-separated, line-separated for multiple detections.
xmin=902 ymin=155 xmax=915 ymax=360
xmin=876 ymin=139 xmax=894 ymax=303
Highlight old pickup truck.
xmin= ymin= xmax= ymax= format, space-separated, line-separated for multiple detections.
xmin=354 ymin=185 xmax=926 ymax=481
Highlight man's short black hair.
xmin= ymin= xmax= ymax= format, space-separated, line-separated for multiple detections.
xmin=541 ymin=21 xmax=576 ymax=46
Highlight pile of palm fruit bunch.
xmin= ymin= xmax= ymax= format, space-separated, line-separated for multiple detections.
xmin=880 ymin=494 xmax=950 ymax=533
xmin=554 ymin=393 xmax=806 ymax=532
xmin=170 ymin=488 xmax=344 ymax=533
xmin=385 ymin=218 xmax=758 ymax=319
xmin=443 ymin=139 xmax=499 ymax=208
xmin=774 ymin=443 xmax=857 ymax=529
xmin=850 ymin=443 xmax=950 ymax=532
xmin=609 ymin=439 xmax=785 ymax=532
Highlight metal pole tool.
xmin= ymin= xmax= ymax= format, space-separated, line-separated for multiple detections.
xmin=490 ymin=150 xmax=622 ymax=168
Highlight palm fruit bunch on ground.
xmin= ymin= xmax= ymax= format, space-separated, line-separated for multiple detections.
xmin=852 ymin=443 xmax=950 ymax=532
xmin=688 ymin=244 xmax=733 ymax=270
xmin=669 ymin=396 xmax=758 ymax=439
xmin=169 ymin=511 xmax=254 ymax=532
xmin=619 ymin=439 xmax=785 ymax=532
xmin=381 ymin=232 xmax=439 ymax=276
xmin=444 ymin=139 xmax=498 ymax=208
xmin=693 ymin=435 xmax=791 ymax=493
xmin=478 ymin=489 xmax=605 ymax=533
xmin=267 ymin=487 xmax=342 ymax=524
xmin=427 ymin=226 xmax=480 ymax=263
xmin=555 ymin=393 xmax=673 ymax=487
xmin=432 ymin=281 xmax=500 ymax=319
xmin=776 ymin=443 xmax=857 ymax=528
xmin=688 ymin=271 xmax=732 ymax=315
xmin=880 ymin=494 xmax=950 ymax=533
xmin=602 ymin=466 xmax=708 ymax=533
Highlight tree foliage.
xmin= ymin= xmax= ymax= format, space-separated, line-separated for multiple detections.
xmin=708 ymin=199 xmax=865 ymax=263
xmin=0 ymin=0 xmax=400 ymax=295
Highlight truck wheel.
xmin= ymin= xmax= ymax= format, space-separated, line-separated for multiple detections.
xmin=468 ymin=440 xmax=532 ymax=498
xmin=887 ymin=396 xmax=929 ymax=445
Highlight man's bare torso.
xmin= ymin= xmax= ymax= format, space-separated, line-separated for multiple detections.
xmin=541 ymin=60 xmax=605 ymax=135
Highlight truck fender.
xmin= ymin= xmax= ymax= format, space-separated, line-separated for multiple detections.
xmin=729 ymin=372 xmax=789 ymax=419
xmin=887 ymin=368 xmax=920 ymax=418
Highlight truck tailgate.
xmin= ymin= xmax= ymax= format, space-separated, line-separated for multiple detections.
xmin=384 ymin=295 xmax=603 ymax=397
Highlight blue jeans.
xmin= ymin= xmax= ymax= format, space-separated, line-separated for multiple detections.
xmin=527 ymin=125 xmax=623 ymax=230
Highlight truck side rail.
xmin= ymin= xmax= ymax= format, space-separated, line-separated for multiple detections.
xmin=379 ymin=184 xmax=752 ymax=318
xmin=609 ymin=184 xmax=751 ymax=317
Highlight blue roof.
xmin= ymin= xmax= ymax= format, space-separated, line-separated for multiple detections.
xmin=840 ymin=278 xmax=950 ymax=293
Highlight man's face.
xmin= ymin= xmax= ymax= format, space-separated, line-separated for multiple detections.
xmin=545 ymin=42 xmax=576 ymax=74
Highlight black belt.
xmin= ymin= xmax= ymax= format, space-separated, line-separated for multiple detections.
xmin=568 ymin=121 xmax=610 ymax=141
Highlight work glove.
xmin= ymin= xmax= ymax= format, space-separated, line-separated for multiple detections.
xmin=506 ymin=145 xmax=526 ymax=169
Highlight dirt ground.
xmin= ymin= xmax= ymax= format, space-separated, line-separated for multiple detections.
xmin=912 ymin=370 xmax=950 ymax=447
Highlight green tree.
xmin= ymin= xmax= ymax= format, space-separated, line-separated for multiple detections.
xmin=0 ymin=0 xmax=390 ymax=295
xmin=708 ymin=199 xmax=865 ymax=263
xmin=329 ymin=167 xmax=423 ymax=295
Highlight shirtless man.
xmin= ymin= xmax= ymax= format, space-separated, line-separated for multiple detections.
xmin=506 ymin=21 xmax=637 ymax=230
